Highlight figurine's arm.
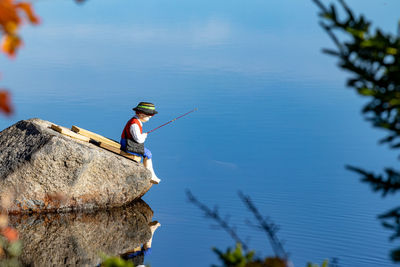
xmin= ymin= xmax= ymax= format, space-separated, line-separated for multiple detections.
xmin=130 ymin=124 xmax=147 ymax=143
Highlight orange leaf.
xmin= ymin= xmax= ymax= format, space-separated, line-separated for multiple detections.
xmin=16 ymin=2 xmax=40 ymax=25
xmin=0 ymin=0 xmax=40 ymax=57
xmin=2 ymin=227 xmax=18 ymax=242
xmin=0 ymin=90 xmax=13 ymax=115
xmin=4 ymin=21 xmax=18 ymax=35
xmin=0 ymin=0 xmax=20 ymax=29
xmin=1 ymin=34 xmax=22 ymax=57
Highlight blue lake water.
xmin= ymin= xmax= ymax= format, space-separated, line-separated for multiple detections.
xmin=1 ymin=0 xmax=400 ymax=266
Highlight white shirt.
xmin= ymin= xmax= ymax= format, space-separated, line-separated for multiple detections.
xmin=130 ymin=116 xmax=147 ymax=144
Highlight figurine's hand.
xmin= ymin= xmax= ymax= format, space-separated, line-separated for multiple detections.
xmin=144 ymin=133 xmax=148 ymax=139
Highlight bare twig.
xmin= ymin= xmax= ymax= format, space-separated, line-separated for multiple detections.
xmin=238 ymin=191 xmax=289 ymax=260
xmin=186 ymin=190 xmax=249 ymax=251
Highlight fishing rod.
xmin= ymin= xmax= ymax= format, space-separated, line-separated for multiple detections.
xmin=147 ymin=108 xmax=198 ymax=134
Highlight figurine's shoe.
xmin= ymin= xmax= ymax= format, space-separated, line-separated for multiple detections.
xmin=151 ymin=176 xmax=161 ymax=184
xmin=149 ymin=221 xmax=161 ymax=232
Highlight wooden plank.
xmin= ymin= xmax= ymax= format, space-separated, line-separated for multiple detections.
xmin=89 ymin=139 xmax=141 ymax=163
xmin=50 ymin=124 xmax=90 ymax=142
xmin=71 ymin=125 xmax=120 ymax=149
xmin=71 ymin=125 xmax=141 ymax=163
xmin=51 ymin=124 xmax=141 ymax=162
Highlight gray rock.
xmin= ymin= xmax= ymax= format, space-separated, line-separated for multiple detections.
xmin=9 ymin=200 xmax=154 ymax=267
xmin=0 ymin=118 xmax=153 ymax=213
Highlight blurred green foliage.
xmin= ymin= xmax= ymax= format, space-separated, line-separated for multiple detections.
xmin=100 ymin=254 xmax=134 ymax=267
xmin=212 ymin=243 xmax=256 ymax=267
xmin=99 ymin=253 xmax=150 ymax=267
xmin=212 ymin=241 xmax=330 ymax=267
xmin=212 ymin=243 xmax=288 ymax=267
xmin=306 ymin=260 xmax=329 ymax=267
xmin=0 ymin=235 xmax=22 ymax=267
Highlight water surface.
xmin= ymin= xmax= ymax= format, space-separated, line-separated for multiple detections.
xmin=1 ymin=0 xmax=400 ymax=266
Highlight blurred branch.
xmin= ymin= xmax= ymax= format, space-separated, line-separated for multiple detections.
xmin=187 ymin=189 xmax=292 ymax=266
xmin=238 ymin=191 xmax=289 ymax=260
xmin=346 ymin=165 xmax=400 ymax=196
xmin=314 ymin=0 xmax=400 ymax=262
xmin=377 ymin=206 xmax=400 ymax=261
xmin=314 ymin=0 xmax=400 ymax=151
xmin=379 ymin=206 xmax=400 ymax=240
xmin=186 ymin=190 xmax=249 ymax=251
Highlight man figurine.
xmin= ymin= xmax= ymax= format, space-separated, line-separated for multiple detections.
xmin=121 ymin=221 xmax=161 ymax=267
xmin=120 ymin=102 xmax=161 ymax=184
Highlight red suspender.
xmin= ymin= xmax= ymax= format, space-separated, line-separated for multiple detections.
xmin=122 ymin=117 xmax=142 ymax=139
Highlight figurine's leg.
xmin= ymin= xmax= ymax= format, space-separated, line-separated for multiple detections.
xmin=143 ymin=148 xmax=161 ymax=184
xmin=143 ymin=221 xmax=161 ymax=249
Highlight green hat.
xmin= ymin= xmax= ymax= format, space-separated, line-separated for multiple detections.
xmin=133 ymin=102 xmax=158 ymax=115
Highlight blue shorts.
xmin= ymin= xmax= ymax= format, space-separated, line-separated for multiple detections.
xmin=123 ymin=247 xmax=152 ymax=259
xmin=120 ymin=138 xmax=152 ymax=159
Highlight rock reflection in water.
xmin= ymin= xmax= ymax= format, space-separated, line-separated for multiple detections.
xmin=8 ymin=200 xmax=154 ymax=266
